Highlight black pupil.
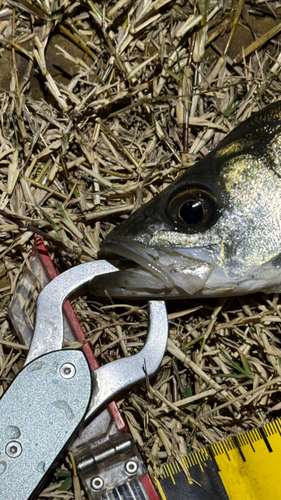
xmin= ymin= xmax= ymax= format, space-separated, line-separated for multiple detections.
xmin=179 ymin=200 xmax=204 ymax=225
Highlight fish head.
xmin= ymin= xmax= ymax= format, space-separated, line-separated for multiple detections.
xmin=97 ymin=102 xmax=281 ymax=298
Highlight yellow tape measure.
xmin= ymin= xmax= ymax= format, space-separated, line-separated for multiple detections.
xmin=156 ymin=418 xmax=281 ymax=499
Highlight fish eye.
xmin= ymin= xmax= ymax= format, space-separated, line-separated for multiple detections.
xmin=168 ymin=188 xmax=220 ymax=232
xmin=179 ymin=200 xmax=204 ymax=225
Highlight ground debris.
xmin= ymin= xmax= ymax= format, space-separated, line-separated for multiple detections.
xmin=0 ymin=0 xmax=281 ymax=497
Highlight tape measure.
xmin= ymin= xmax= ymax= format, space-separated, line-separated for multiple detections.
xmin=155 ymin=417 xmax=281 ymax=499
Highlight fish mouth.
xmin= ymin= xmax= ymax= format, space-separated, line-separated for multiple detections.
xmin=93 ymin=238 xmax=281 ymax=298
xmin=93 ymin=239 xmax=214 ymax=298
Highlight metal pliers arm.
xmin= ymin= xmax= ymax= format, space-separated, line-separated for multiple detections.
xmin=0 ymin=261 xmax=168 ymax=500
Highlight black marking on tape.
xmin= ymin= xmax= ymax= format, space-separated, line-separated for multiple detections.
xmin=233 ymin=436 xmax=246 ymax=462
xmin=221 ymin=442 xmax=230 ymax=461
xmin=275 ymin=419 xmax=281 ymax=435
xmin=259 ymin=427 xmax=273 ymax=453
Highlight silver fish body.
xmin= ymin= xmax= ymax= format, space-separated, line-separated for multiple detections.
xmin=98 ymin=101 xmax=281 ymax=298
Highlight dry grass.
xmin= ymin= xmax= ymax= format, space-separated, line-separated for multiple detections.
xmin=1 ymin=0 xmax=281 ymax=497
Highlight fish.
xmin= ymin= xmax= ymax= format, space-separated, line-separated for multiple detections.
xmin=96 ymin=101 xmax=281 ymax=298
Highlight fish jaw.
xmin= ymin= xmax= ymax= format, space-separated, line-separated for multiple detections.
xmin=96 ymin=239 xmax=214 ymax=297
xmin=95 ymin=234 xmax=245 ymax=297
xmin=96 ymin=239 xmax=281 ymax=298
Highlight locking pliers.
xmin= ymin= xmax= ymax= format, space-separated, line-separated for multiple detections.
xmin=0 ymin=260 xmax=168 ymax=500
